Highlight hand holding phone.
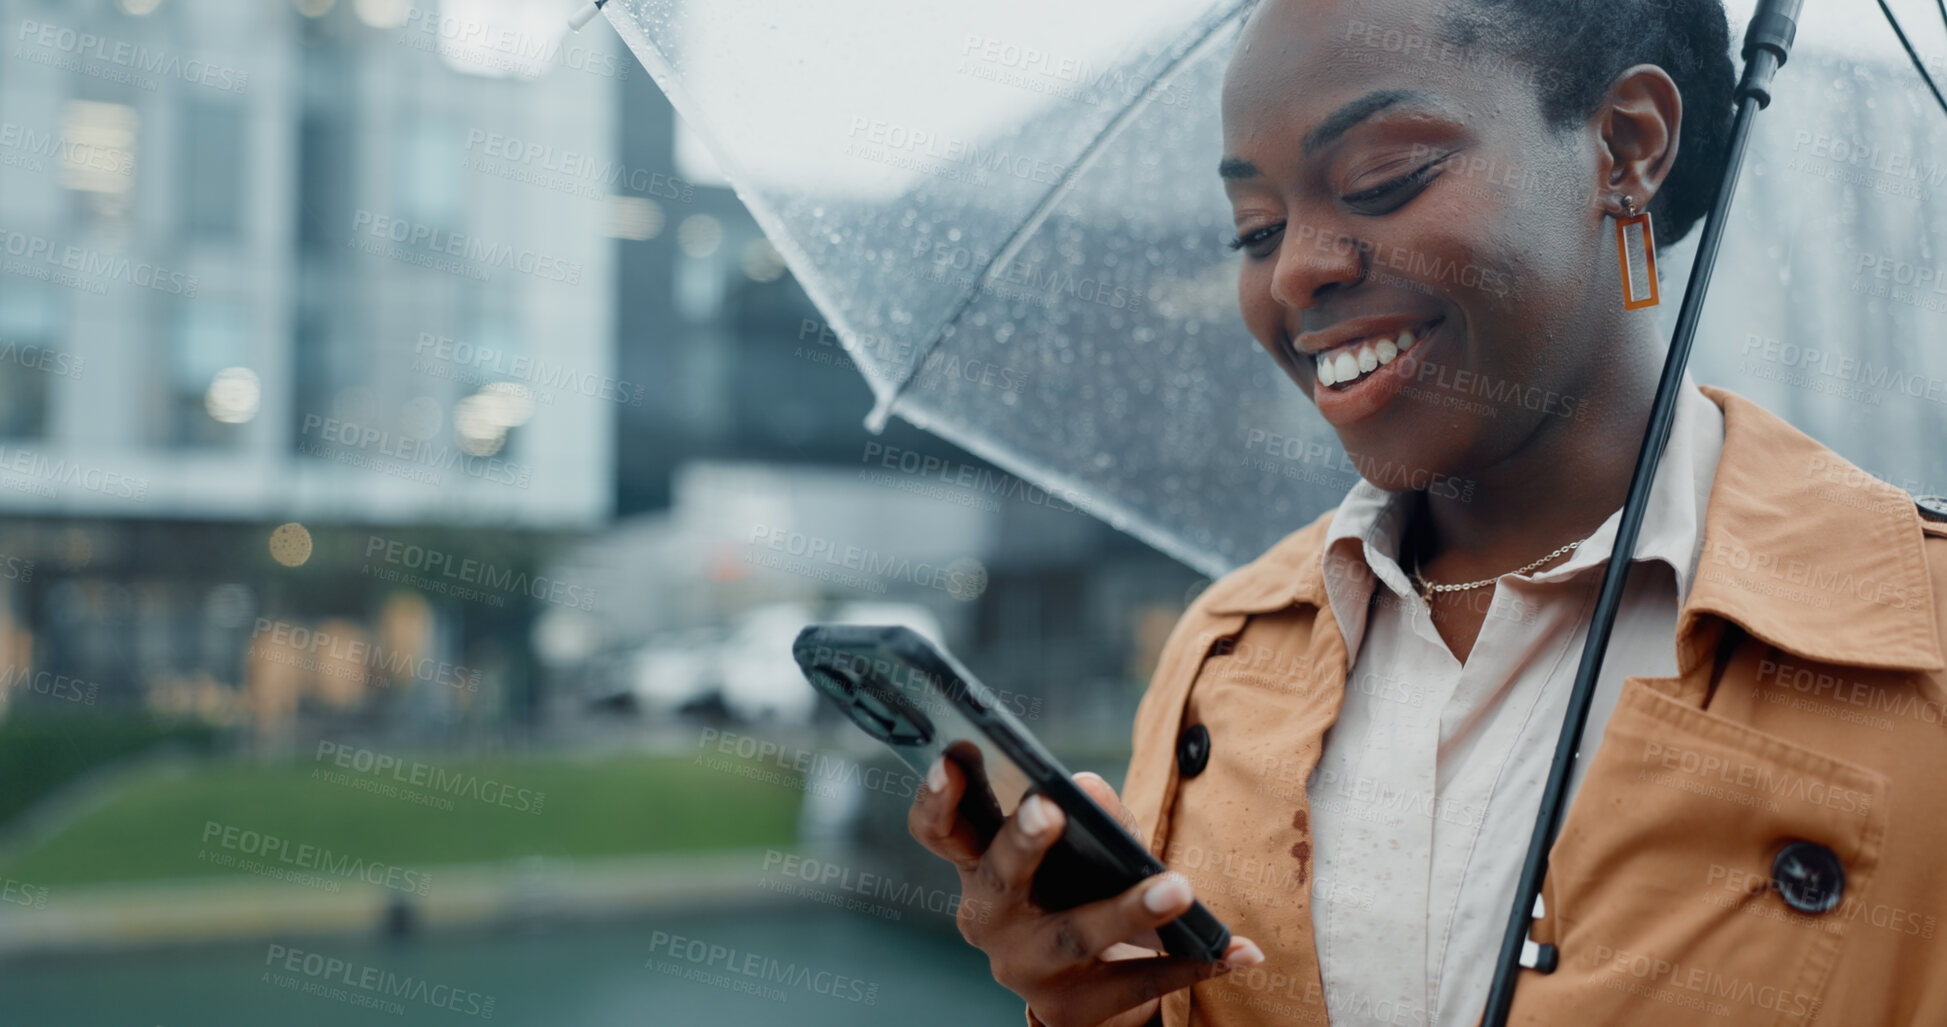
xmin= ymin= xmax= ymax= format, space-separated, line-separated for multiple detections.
xmin=908 ymin=754 xmax=1265 ymax=1027
xmin=792 ymin=624 xmax=1265 ymax=1027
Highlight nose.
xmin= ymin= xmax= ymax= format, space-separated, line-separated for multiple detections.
xmin=1269 ymin=215 xmax=1368 ymax=312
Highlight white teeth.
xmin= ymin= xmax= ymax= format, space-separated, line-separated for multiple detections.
xmin=1312 ymin=321 xmax=1435 ymax=387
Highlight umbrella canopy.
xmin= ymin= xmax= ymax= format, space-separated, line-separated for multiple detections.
xmin=600 ymin=0 xmax=1947 ymax=578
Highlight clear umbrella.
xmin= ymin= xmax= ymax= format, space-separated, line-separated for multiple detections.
xmin=591 ymin=1 xmax=1946 ymax=1022
xmin=591 ymin=0 xmax=1947 ymax=579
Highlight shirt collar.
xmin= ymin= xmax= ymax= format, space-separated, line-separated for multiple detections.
xmin=1512 ymin=372 xmax=1722 ymax=601
xmin=1198 ymin=383 xmax=1944 ymax=675
xmin=1314 ymin=372 xmax=1721 ymax=644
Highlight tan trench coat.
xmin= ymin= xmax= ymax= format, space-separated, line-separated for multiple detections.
xmin=1111 ymin=386 xmax=1947 ymax=1027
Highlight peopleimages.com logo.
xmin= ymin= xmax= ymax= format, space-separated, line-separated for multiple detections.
xmin=298 ymin=413 xmax=532 ymax=488
xmin=348 ymin=210 xmax=582 ymax=285
xmin=0 ymin=664 xmax=97 ymax=705
xmin=647 ymin=929 xmax=880 ymax=1005
xmin=313 ymin=741 xmax=544 ymax=814
xmin=264 ymin=943 xmax=494 ymax=1019
xmin=0 ymin=444 xmax=147 ymax=500
xmin=249 ymin=618 xmax=479 ymax=693
xmin=363 ymin=535 xmax=597 ymax=611
xmin=0 ymin=339 xmax=83 ymax=379
xmin=0 ymin=226 xmax=197 ymax=296
xmin=400 ymin=6 xmax=626 ymax=82
xmin=201 ymin=821 xmax=433 ymax=895
xmin=14 ymin=19 xmax=250 ymax=93
xmin=2 ymin=877 xmax=48 ymax=909
xmin=0 ymin=121 xmax=134 ymax=178
xmin=413 ymin=332 xmax=645 ymax=408
xmin=462 ymin=131 xmax=690 ymax=201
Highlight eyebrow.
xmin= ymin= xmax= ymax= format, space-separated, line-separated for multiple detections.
xmin=1217 ymin=156 xmax=1260 ymax=180
xmin=1218 ymin=88 xmax=1436 ymax=181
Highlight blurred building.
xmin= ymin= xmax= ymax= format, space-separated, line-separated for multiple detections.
xmin=0 ymin=0 xmax=618 ymax=737
xmin=0 ymin=0 xmax=1202 ymax=751
xmin=548 ymin=46 xmax=1203 ymax=744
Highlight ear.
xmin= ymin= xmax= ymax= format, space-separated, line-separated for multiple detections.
xmin=1593 ymin=63 xmax=1683 ymax=215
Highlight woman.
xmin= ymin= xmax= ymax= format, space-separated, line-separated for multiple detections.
xmin=911 ymin=1 xmax=1947 ymax=1025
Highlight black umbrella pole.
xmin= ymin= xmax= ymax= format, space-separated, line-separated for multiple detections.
xmin=1479 ymin=3 xmax=1800 ymax=1025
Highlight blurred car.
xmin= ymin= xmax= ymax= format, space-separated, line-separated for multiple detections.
xmin=626 ymin=601 xmax=947 ymax=723
xmin=623 ymin=625 xmax=727 ymax=719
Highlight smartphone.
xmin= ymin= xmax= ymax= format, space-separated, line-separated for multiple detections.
xmin=790 ymin=622 xmax=1232 ymax=963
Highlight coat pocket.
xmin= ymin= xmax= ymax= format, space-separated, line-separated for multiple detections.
xmin=1512 ymin=676 xmax=1889 ymax=1027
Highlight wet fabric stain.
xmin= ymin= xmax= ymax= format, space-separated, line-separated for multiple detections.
xmin=1290 ymin=809 xmax=1311 ymax=884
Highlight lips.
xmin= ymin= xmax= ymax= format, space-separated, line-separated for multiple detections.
xmin=1298 ymin=315 xmax=1450 ymax=427
xmin=1311 ymin=317 xmax=1441 ymax=390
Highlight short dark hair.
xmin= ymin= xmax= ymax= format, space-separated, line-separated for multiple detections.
xmin=1436 ymin=0 xmax=1737 ymax=255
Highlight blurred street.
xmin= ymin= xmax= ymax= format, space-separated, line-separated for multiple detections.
xmin=0 ymin=1 xmax=1200 ymax=1023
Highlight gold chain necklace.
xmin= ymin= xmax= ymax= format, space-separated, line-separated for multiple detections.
xmin=1410 ymin=539 xmax=1582 ymax=605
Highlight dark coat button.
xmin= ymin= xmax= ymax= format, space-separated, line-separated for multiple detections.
xmin=1916 ymin=495 xmax=1947 ymax=523
xmin=1772 ymin=840 xmax=1845 ymax=914
xmin=1176 ymin=724 xmax=1210 ymax=778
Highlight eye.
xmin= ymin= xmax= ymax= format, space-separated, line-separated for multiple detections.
xmin=1226 ymin=223 xmax=1282 ymax=259
xmin=1342 ymin=154 xmax=1452 ymax=211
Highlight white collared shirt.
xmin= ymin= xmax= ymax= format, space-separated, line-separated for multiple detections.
xmin=1305 ymin=375 xmax=1725 ymax=1027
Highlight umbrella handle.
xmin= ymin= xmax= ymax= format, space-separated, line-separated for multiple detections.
xmin=568 ymin=0 xmax=607 ymax=33
xmin=1477 ymin=2 xmax=1803 ymax=1025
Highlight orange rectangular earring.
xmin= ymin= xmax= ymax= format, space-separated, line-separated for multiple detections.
xmin=1614 ymin=193 xmax=1659 ymax=309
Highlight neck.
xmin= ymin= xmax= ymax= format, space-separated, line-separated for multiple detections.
xmin=1409 ymin=327 xmax=1663 ymax=580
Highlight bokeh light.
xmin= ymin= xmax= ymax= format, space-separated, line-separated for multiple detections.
xmin=267 ymin=523 xmax=313 ymax=567
xmin=204 ymin=368 xmax=261 ymax=425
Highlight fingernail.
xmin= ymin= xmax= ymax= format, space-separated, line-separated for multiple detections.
xmin=1018 ymin=794 xmax=1049 ymax=836
xmin=1142 ymin=874 xmax=1191 ymax=913
xmin=1223 ymin=940 xmax=1264 ymax=969
xmin=925 ymin=757 xmax=946 ymax=794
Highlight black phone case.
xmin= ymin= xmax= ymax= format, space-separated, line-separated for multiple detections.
xmin=791 ymin=623 xmax=1231 ymax=964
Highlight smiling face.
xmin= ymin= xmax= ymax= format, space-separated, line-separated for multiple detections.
xmin=1221 ymin=0 xmax=1636 ymax=490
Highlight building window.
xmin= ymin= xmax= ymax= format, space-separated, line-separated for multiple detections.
xmin=398 ymin=118 xmax=465 ymax=232
xmin=297 ymin=111 xmax=352 ymax=254
xmin=0 ymin=286 xmax=63 ymax=440
xmin=179 ymin=99 xmax=244 ymax=240
xmin=167 ymin=301 xmax=250 ymax=447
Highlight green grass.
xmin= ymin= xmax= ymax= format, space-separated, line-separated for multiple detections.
xmin=0 ymin=750 xmax=803 ymax=887
xmin=0 ymin=714 xmax=220 ymax=827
